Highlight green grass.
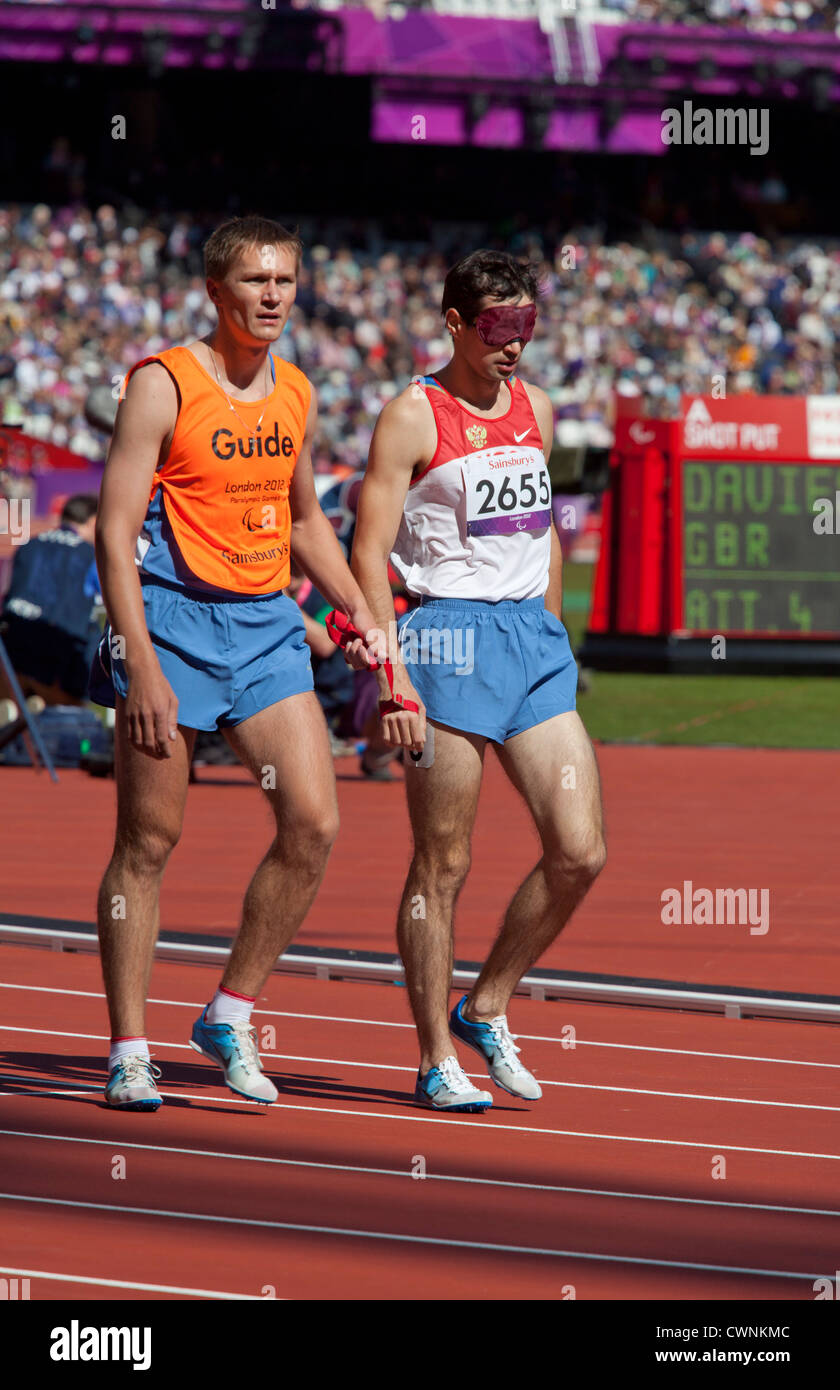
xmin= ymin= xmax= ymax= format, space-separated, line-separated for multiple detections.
xmin=562 ymin=563 xmax=840 ymax=749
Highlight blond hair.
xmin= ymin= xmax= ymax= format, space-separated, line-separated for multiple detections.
xmin=203 ymin=215 xmax=303 ymax=281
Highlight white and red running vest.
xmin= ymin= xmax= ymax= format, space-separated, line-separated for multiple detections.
xmin=390 ymin=374 xmax=552 ymax=602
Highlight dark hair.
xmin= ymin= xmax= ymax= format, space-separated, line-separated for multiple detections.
xmin=441 ymin=250 xmax=542 ymax=324
xmin=203 ymin=215 xmax=303 ymax=281
xmin=61 ymin=493 xmax=98 ymax=526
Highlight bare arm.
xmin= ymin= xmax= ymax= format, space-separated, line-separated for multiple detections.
xmin=95 ymin=362 xmax=181 ymax=757
xmin=545 ymin=525 xmax=564 ymax=620
xmin=351 ymin=387 xmax=436 ymax=750
xmin=288 ymin=386 xmax=380 ymax=666
xmin=523 ymin=380 xmax=563 ymax=619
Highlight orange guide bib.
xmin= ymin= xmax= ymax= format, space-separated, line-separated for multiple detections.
xmin=125 ymin=345 xmax=311 ymax=595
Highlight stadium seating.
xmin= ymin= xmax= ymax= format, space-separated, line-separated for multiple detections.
xmin=2 ymin=205 xmax=839 ymax=471
xmin=302 ymin=0 xmax=839 ymax=34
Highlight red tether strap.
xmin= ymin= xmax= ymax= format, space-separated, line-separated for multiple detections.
xmin=324 ymin=610 xmax=420 ymax=715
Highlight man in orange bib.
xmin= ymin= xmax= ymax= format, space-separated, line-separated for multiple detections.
xmin=90 ymin=216 xmax=380 ymax=1110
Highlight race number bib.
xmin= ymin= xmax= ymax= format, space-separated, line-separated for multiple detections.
xmin=462 ymin=446 xmax=551 ymax=538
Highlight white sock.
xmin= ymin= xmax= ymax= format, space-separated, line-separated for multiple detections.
xmin=109 ymin=1036 xmax=150 ymax=1070
xmin=206 ymin=986 xmax=255 ymax=1026
xmin=0 ymin=699 xmax=18 ymax=726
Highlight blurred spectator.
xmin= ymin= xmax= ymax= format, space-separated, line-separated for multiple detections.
xmin=286 ymin=561 xmax=403 ymax=777
xmin=61 ymin=0 xmax=840 ymax=25
xmin=294 ymin=0 xmax=840 ymax=35
xmin=614 ymin=0 xmax=840 ymax=31
xmin=0 ymin=493 xmax=101 ymax=709
xmin=286 ymin=560 xmax=356 ymax=753
xmin=3 ymin=204 xmax=840 ymax=467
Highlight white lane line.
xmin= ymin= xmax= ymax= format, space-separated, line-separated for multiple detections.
xmin=2 ymin=1085 xmax=839 ymax=1161
xmin=3 ymin=1088 xmax=94 ymax=1098
xmin=0 ymin=1265 xmax=262 ymax=1300
xmin=1 ymin=1024 xmax=836 ymax=1114
xmin=1 ymin=981 xmax=836 ymax=1070
xmin=3 ymin=1128 xmax=838 ymax=1220
xmin=0 ymin=1192 xmax=823 ymax=1284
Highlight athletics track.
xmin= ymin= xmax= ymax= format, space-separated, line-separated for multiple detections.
xmin=1 ymin=745 xmax=838 ymax=1300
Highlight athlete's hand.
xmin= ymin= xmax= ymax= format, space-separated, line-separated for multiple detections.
xmin=380 ymin=667 xmax=426 ymax=755
xmin=124 ymin=660 xmax=179 ymax=759
xmin=342 ymin=603 xmax=388 ymax=671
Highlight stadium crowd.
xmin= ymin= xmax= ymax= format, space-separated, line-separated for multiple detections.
xmin=608 ymin=0 xmax=838 ymax=29
xmin=2 ymin=202 xmax=840 ymax=465
xmin=300 ymin=0 xmax=840 ymax=36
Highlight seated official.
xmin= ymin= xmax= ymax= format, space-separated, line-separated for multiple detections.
xmin=0 ymin=493 xmax=100 ymax=707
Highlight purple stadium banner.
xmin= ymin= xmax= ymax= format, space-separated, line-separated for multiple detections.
xmin=374 ymin=100 xmax=666 ymax=154
xmin=596 ymin=20 xmax=840 ymax=71
xmin=338 ymin=11 xmax=840 ymax=85
xmin=342 ymin=9 xmax=548 ymax=80
xmin=34 ymin=468 xmax=103 ymax=520
xmin=3 ymin=4 xmax=839 ymax=82
xmin=1 ymin=4 xmax=838 ymax=154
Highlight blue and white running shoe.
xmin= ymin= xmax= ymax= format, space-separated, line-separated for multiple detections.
xmin=189 ymin=1008 xmax=278 ymax=1104
xmin=414 ymin=1055 xmax=493 ymax=1113
xmin=105 ymin=1055 xmax=162 ymax=1111
xmin=450 ymin=996 xmax=542 ymax=1100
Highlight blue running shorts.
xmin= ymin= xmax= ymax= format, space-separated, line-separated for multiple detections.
xmin=397 ymin=596 xmax=577 ymax=743
xmin=88 ymin=579 xmax=314 ymax=731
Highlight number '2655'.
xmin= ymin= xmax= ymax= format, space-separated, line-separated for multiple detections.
xmin=476 ymin=472 xmax=550 ymax=515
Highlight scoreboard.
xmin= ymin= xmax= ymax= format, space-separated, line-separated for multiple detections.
xmin=680 ymin=459 xmax=840 ymax=637
xmin=584 ymin=395 xmax=840 ymax=669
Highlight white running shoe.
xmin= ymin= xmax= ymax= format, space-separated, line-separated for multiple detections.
xmin=189 ymin=1008 xmax=278 ymax=1104
xmin=414 ymin=1054 xmax=493 ymax=1112
xmin=450 ymin=996 xmax=542 ymax=1100
xmin=105 ymin=1055 xmax=163 ymax=1111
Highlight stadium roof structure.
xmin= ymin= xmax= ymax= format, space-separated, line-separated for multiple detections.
xmin=1 ymin=2 xmax=838 ymax=152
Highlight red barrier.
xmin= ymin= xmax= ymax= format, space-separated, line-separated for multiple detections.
xmin=0 ymin=429 xmax=91 ymax=474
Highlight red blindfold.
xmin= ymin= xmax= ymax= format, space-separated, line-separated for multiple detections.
xmin=474 ymin=303 xmax=537 ymax=347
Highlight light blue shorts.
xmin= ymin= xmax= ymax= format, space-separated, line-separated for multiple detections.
xmin=88 ymin=579 xmax=313 ymax=731
xmin=398 ymin=596 xmax=577 ymax=744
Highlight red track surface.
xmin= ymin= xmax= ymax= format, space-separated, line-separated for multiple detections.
xmin=4 ymin=744 xmax=839 ymax=991
xmin=1 ymin=945 xmax=839 ymax=1300
xmin=2 ymin=745 xmax=839 ymax=1300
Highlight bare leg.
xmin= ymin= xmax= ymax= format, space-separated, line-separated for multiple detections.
xmin=464 ymin=711 xmax=606 ymax=1022
xmin=219 ymin=691 xmax=339 ymax=997
xmin=97 ymin=693 xmax=195 ymax=1038
xmin=399 ymin=721 xmax=485 ymax=1072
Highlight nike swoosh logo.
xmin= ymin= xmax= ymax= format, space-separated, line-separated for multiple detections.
xmin=513 ymin=428 xmax=532 ymax=443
